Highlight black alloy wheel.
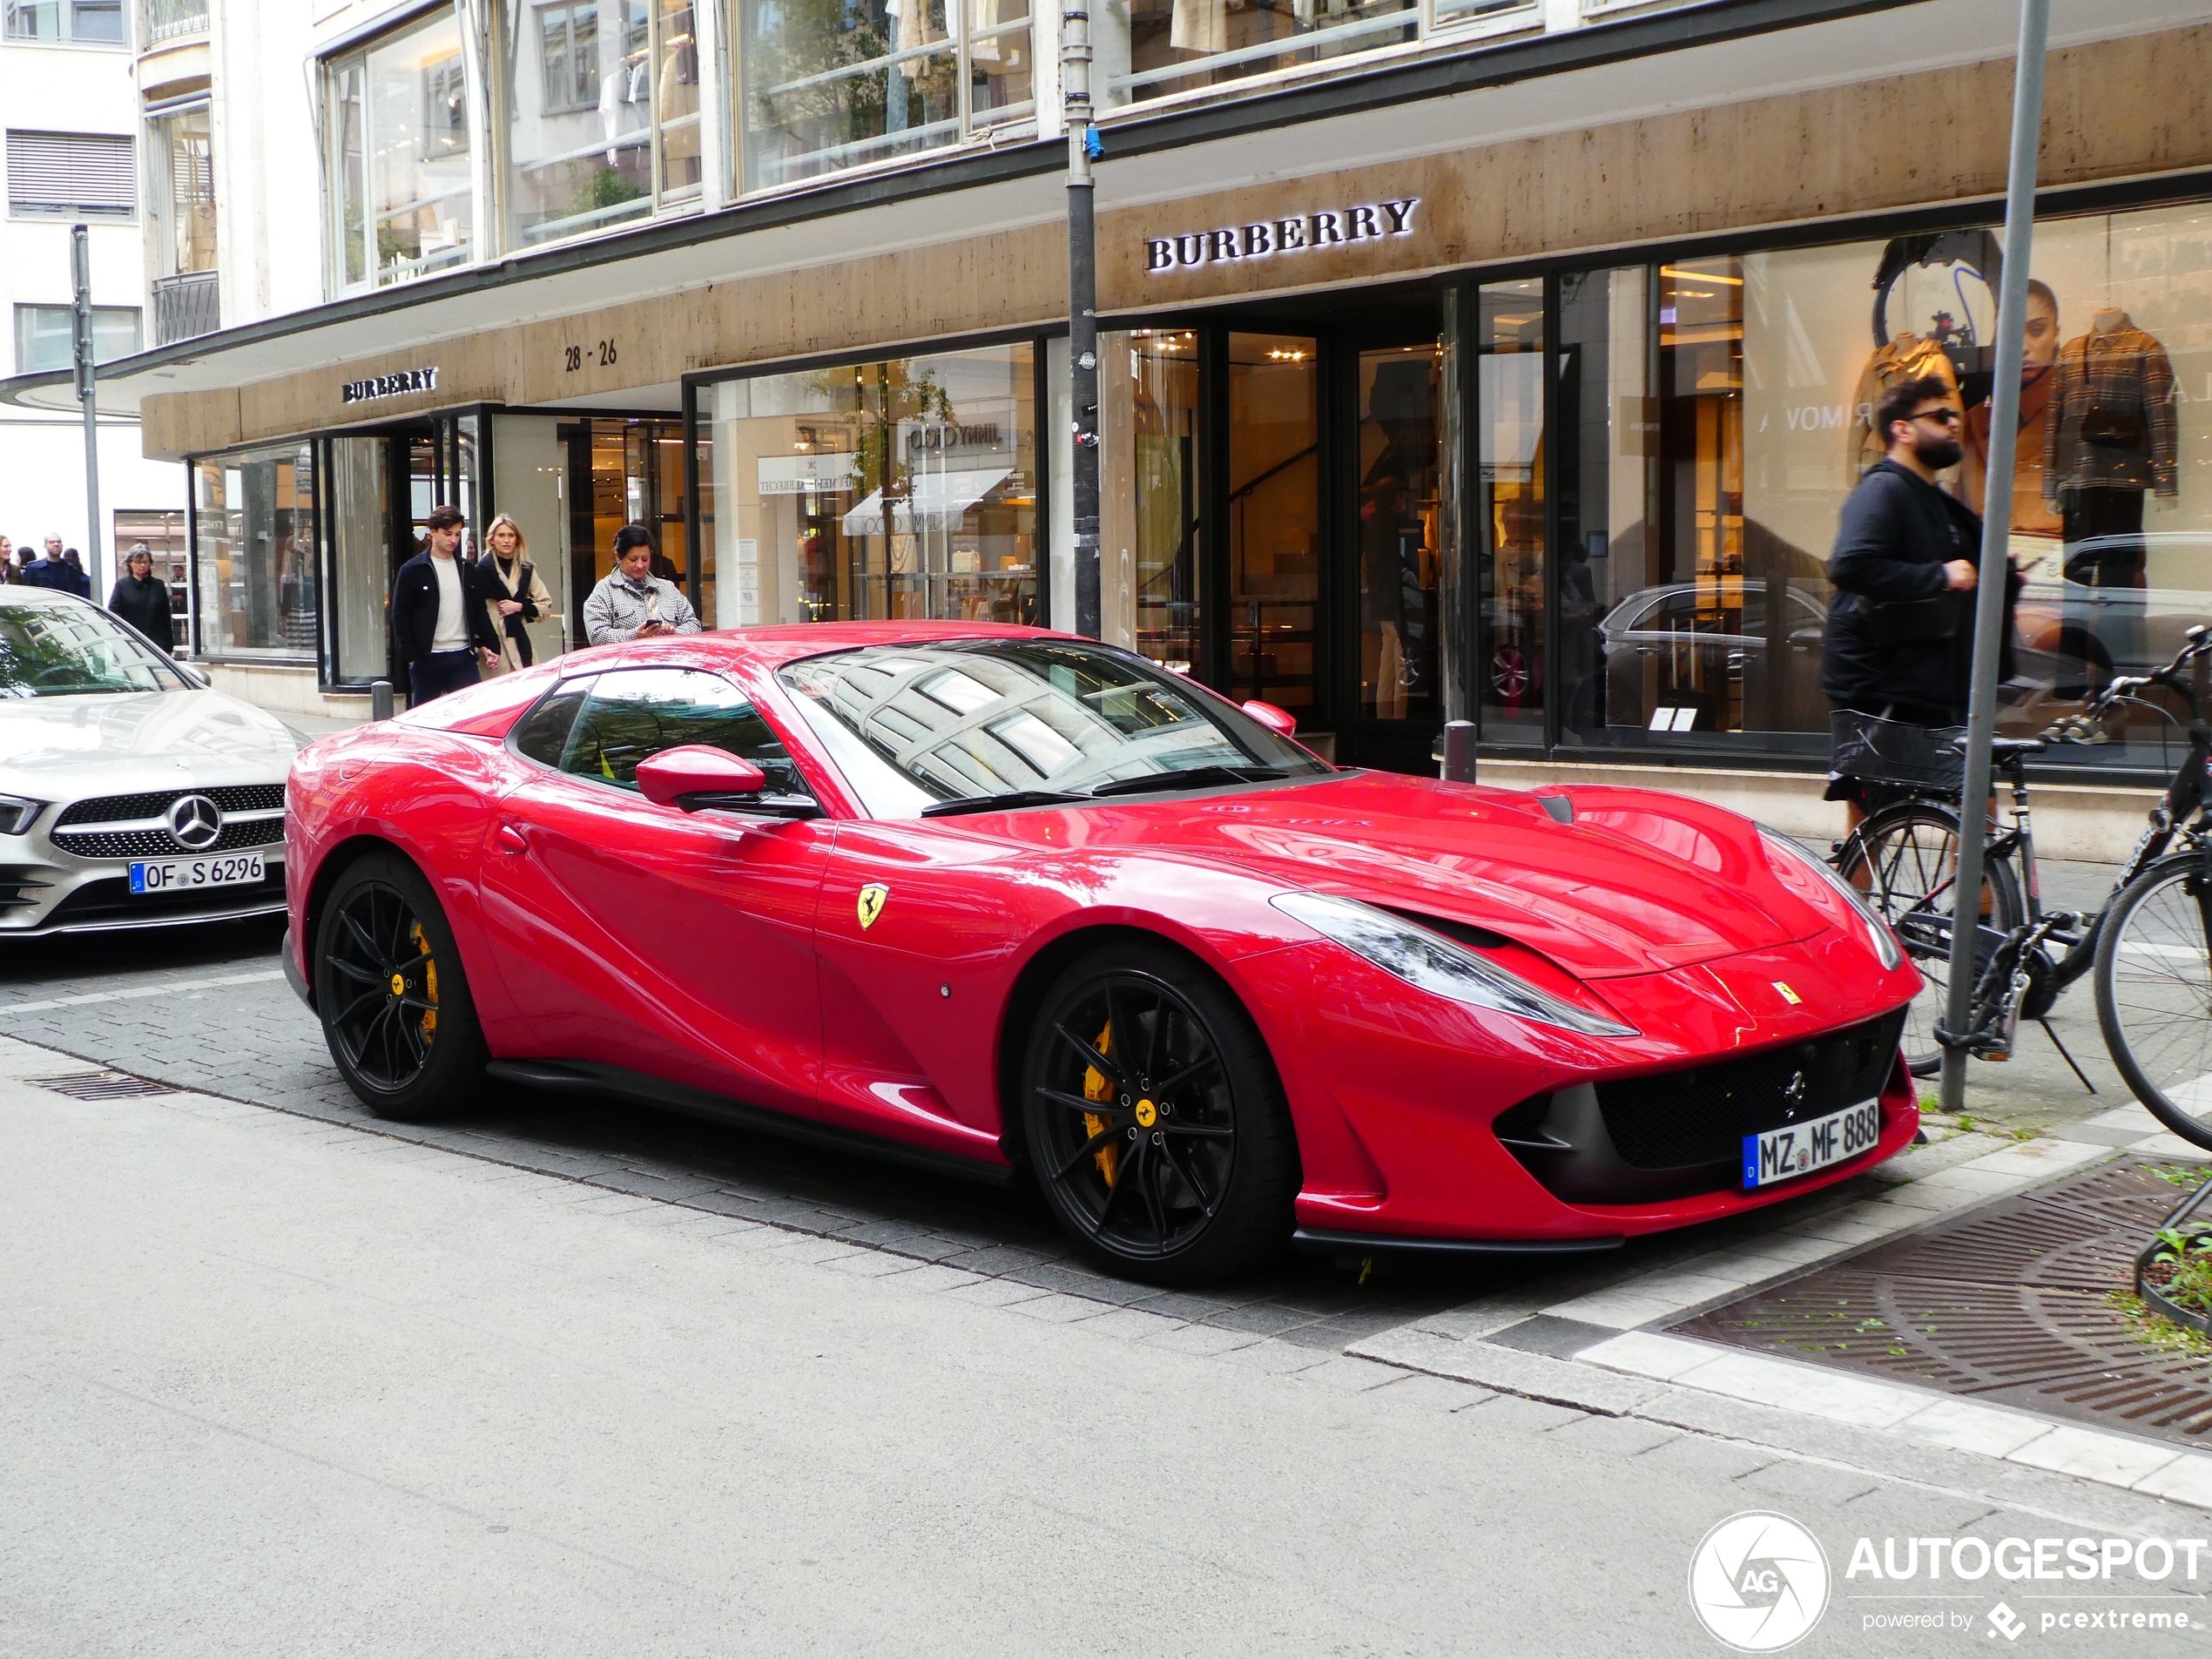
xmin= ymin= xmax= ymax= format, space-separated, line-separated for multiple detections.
xmin=1020 ymin=942 xmax=1298 ymax=1284
xmin=314 ymin=850 xmax=487 ymax=1122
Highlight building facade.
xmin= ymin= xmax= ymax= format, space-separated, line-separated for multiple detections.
xmin=3 ymin=0 xmax=2208 ymax=844
xmin=1 ymin=0 xmax=186 ymax=606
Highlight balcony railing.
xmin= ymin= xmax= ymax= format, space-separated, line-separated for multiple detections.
xmin=152 ymin=270 xmax=219 ymax=345
xmin=143 ymin=0 xmax=209 ymax=44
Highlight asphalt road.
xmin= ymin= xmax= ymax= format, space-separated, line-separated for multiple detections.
xmin=2 ymin=1045 xmax=2196 ymax=1659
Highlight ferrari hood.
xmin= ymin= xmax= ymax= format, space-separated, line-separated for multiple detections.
xmin=984 ymin=772 xmax=1832 ymax=979
xmin=0 ymin=688 xmax=300 ymax=801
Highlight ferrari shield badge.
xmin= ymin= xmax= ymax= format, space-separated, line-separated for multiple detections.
xmin=857 ymin=883 xmax=890 ymax=930
xmin=1771 ymin=981 xmax=1802 ymax=1006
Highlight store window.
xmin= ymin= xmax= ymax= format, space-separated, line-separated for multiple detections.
xmin=147 ymin=103 xmax=216 ymax=277
xmin=1543 ymin=199 xmax=2212 ymax=776
xmin=192 ymin=445 xmax=317 ymax=661
xmin=1092 ymin=0 xmax=1529 ymax=111
xmin=326 ymin=7 xmax=473 ymax=293
xmin=703 ymin=343 xmax=1038 ymax=626
xmin=732 ymin=0 xmax=1030 ymax=193
xmin=497 ymin=0 xmax=699 ymax=250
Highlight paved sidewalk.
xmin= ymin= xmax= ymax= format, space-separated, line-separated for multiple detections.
xmin=3 ymin=1032 xmax=2203 ymax=1658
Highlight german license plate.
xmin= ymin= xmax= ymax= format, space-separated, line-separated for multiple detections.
xmin=1743 ymin=1099 xmax=1882 ymax=1189
xmin=129 ymin=853 xmax=264 ymax=894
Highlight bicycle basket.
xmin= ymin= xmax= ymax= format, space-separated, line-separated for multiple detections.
xmin=1830 ymin=711 xmax=1966 ymax=792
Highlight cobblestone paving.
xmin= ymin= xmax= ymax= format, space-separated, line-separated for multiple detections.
xmin=1 ymin=917 xmax=1976 ymax=1350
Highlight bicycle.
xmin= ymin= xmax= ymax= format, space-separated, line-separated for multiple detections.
xmin=1830 ymin=626 xmax=2212 ymax=1151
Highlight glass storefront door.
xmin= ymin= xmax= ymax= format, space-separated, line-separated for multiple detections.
xmin=1227 ymin=334 xmax=1319 ymax=719
xmin=1353 ymin=340 xmax=1444 ymax=753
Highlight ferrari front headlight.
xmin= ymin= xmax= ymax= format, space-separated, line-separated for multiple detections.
xmin=0 ymin=793 xmax=39 ymax=836
xmin=1760 ymin=826 xmax=1905 ymax=971
xmin=1271 ymin=892 xmax=1638 ymax=1037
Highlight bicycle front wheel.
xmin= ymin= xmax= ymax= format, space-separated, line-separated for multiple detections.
xmin=2094 ymin=853 xmax=2212 ymax=1150
xmin=1836 ymin=802 xmax=2023 ymax=1076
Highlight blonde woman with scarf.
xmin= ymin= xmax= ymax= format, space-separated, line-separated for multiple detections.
xmin=476 ymin=514 xmax=557 ymax=674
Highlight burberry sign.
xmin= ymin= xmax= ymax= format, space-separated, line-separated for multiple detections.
xmin=1145 ymin=198 xmax=1419 ymax=273
xmin=341 ymin=366 xmax=441 ymax=404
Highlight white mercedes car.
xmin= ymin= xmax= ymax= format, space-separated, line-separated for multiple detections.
xmin=0 ymin=586 xmax=299 ymax=935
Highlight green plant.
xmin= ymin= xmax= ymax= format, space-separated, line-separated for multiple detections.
xmin=2148 ymin=1225 xmax=2212 ymax=1263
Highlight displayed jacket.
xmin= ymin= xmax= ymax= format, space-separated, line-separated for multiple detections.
xmin=582 ymin=569 xmax=702 ymax=644
xmin=389 ymin=550 xmax=501 ymax=669
xmin=1821 ymin=459 xmax=2014 ymax=713
xmin=2043 ymin=315 xmax=2179 ymax=501
xmin=108 ymin=572 xmax=174 ymax=646
xmin=1960 ymin=364 xmax=2061 ymax=538
xmin=476 ymin=552 xmax=556 ymax=674
xmin=1848 ymin=334 xmax=1961 ymax=478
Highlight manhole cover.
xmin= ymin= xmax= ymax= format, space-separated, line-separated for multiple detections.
xmin=26 ymin=1070 xmax=179 ymax=1101
xmin=1674 ymin=1157 xmax=2212 ymax=1448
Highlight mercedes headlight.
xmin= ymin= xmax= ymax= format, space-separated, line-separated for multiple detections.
xmin=1760 ymin=826 xmax=1904 ymax=971
xmin=0 ymin=794 xmax=39 ymax=836
xmin=1271 ymin=892 xmax=1638 ymax=1037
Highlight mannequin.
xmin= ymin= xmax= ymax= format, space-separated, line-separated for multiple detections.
xmin=2045 ymin=305 xmax=2178 ymax=672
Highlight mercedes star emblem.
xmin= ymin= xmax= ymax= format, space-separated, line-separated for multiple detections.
xmin=166 ymin=794 xmax=224 ymax=852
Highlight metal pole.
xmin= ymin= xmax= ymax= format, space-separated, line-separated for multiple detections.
xmin=1940 ymin=0 xmax=2048 ymax=1116
xmin=1062 ymin=0 xmax=1103 ymax=638
xmin=71 ymin=224 xmax=105 ymax=601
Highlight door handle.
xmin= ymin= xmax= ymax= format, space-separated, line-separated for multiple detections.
xmin=496 ymin=824 xmax=529 ymax=855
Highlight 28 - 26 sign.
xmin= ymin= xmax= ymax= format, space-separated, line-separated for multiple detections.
xmin=564 ymin=340 xmax=617 ymax=372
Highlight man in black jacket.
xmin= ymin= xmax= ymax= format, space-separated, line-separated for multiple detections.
xmin=1821 ymin=374 xmax=2014 ymax=819
xmin=389 ymin=504 xmax=500 ymax=705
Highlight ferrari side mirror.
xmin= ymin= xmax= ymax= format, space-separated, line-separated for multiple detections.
xmin=1241 ymin=699 xmax=1298 ymax=738
xmin=636 ymin=744 xmax=767 ymax=811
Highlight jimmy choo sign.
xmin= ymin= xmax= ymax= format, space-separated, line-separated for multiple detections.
xmin=1145 ymin=198 xmax=1419 ymax=273
xmin=341 ymin=366 xmax=441 ymax=403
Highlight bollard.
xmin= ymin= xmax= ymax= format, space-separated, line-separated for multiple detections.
xmin=1440 ymin=720 xmax=1476 ymax=785
xmin=370 ymin=678 xmax=394 ymax=722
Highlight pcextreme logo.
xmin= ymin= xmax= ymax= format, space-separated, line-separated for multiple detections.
xmin=1689 ymin=1512 xmax=1831 ymax=1652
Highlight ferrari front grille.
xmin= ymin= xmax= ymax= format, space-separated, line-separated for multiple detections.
xmin=1595 ymin=1008 xmax=1906 ymax=1171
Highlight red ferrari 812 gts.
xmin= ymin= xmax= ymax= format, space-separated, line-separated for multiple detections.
xmin=284 ymin=624 xmax=1921 ymax=1282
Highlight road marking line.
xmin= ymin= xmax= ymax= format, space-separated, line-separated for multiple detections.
xmin=2 ymin=968 xmax=285 ymax=1016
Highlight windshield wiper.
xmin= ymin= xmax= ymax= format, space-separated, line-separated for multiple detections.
xmin=921 ymin=788 xmax=1090 ymax=818
xmin=1083 ymin=765 xmax=1288 ymax=799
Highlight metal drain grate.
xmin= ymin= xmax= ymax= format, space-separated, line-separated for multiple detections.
xmin=1674 ymin=1157 xmax=2212 ymax=1448
xmin=25 ymin=1070 xmax=179 ymax=1101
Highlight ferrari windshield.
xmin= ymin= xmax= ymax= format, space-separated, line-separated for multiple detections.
xmin=0 ymin=599 xmax=192 ymax=698
xmin=779 ymin=639 xmax=1331 ymax=816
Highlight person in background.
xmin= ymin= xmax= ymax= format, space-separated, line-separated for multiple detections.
xmin=389 ymin=503 xmax=501 ymax=704
xmin=60 ymin=549 xmax=91 ymax=598
xmin=475 ymin=513 xmax=556 ymax=675
xmin=0 ymin=537 xmax=13 ymax=583
xmin=1821 ymin=373 xmax=2017 ymax=826
xmin=583 ymin=524 xmax=701 ymax=645
xmin=108 ymin=543 xmax=174 ymax=646
xmin=22 ymin=536 xmax=72 ymax=591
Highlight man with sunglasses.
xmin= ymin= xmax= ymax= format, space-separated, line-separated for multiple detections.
xmin=1822 ymin=373 xmax=2016 ymax=821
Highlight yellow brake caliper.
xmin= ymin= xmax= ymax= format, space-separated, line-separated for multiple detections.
xmin=1082 ymin=1019 xmax=1117 ymax=1188
xmin=411 ymin=922 xmax=439 ymax=1043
